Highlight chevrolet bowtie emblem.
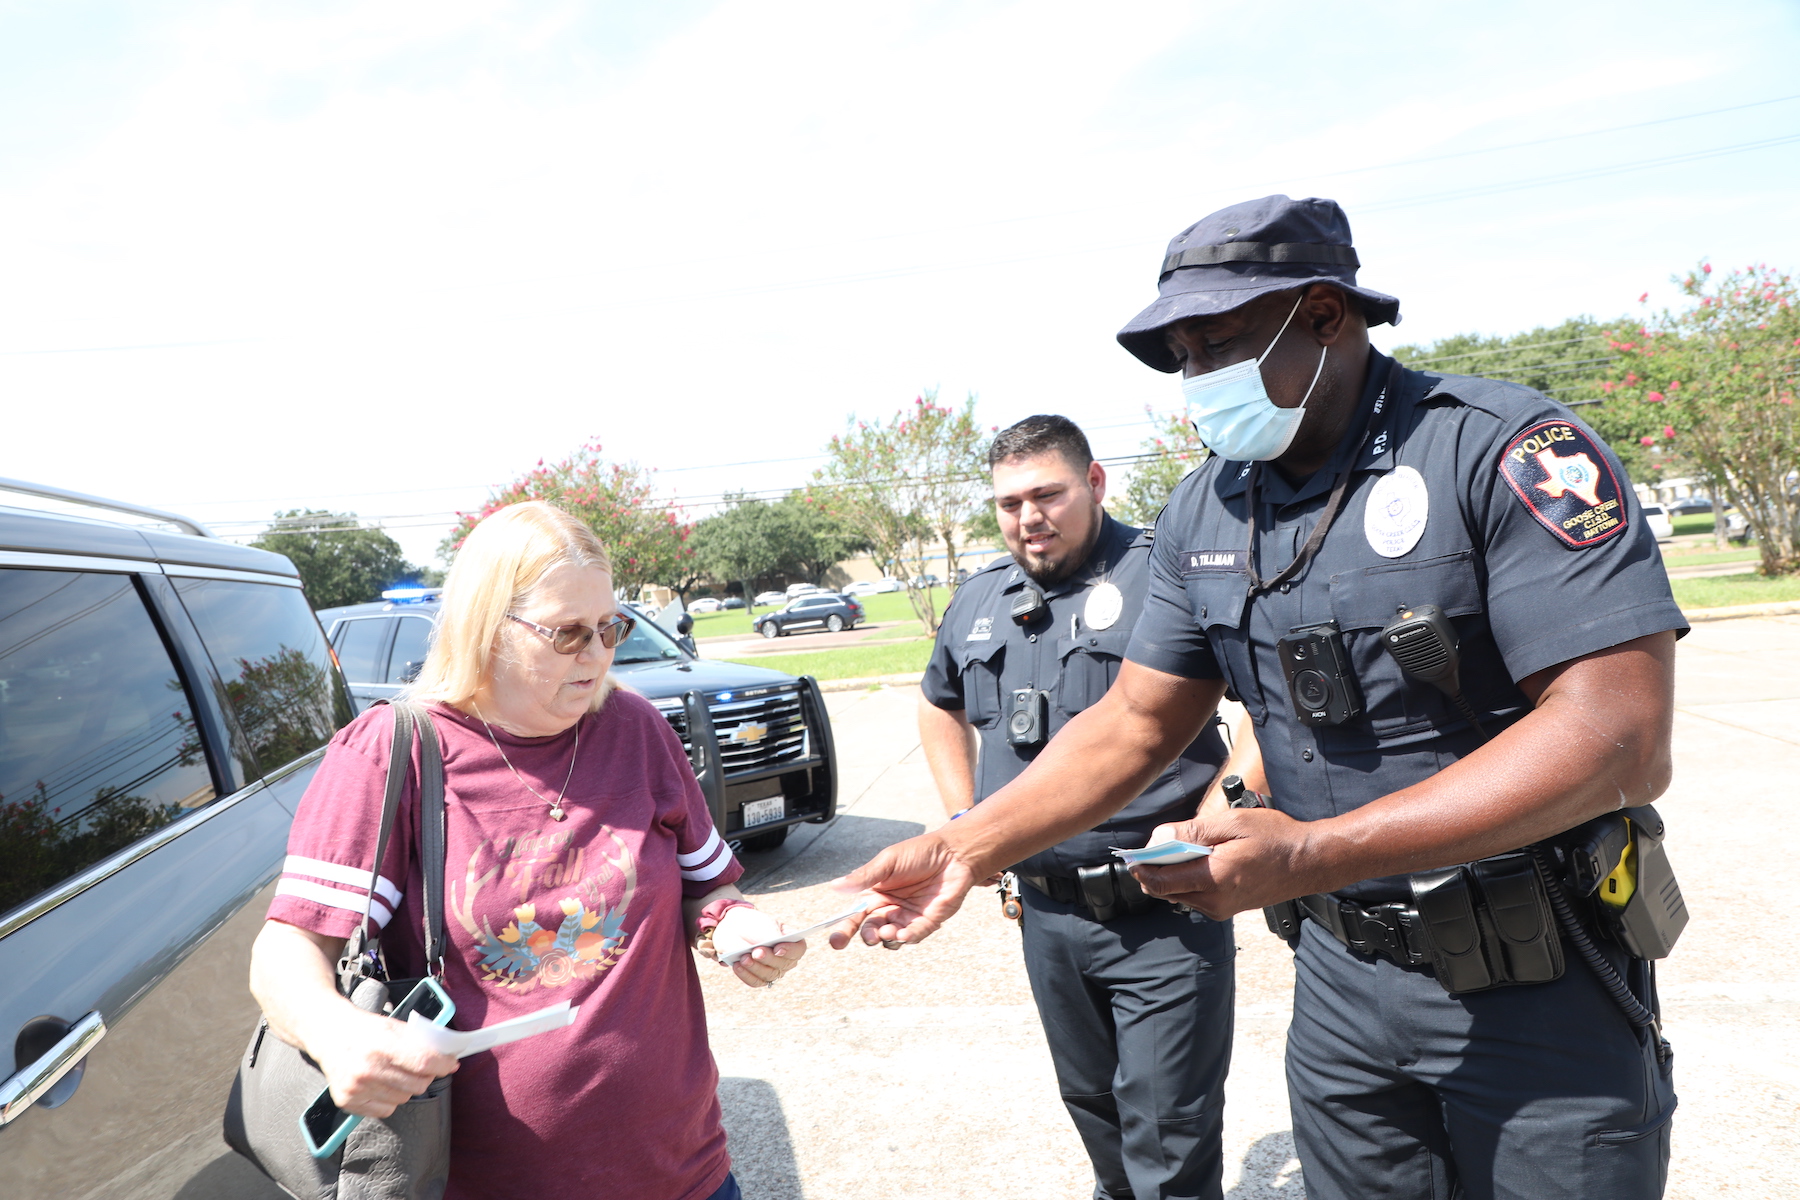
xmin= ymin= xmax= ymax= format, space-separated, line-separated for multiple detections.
xmin=728 ymin=723 xmax=769 ymax=746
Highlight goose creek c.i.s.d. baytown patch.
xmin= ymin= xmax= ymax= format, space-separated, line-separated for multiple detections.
xmin=1497 ymin=419 xmax=1629 ymax=548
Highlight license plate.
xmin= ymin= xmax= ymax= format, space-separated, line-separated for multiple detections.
xmin=741 ymin=796 xmax=784 ymax=829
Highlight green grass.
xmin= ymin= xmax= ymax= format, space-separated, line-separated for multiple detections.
xmin=1660 ymin=547 xmax=1759 ymax=567
xmin=720 ymin=637 xmax=934 ymax=681
xmin=688 ymin=587 xmax=947 ymax=640
xmin=1671 ymin=513 xmax=1716 ymax=536
xmin=1670 ymin=573 xmax=1800 ymax=610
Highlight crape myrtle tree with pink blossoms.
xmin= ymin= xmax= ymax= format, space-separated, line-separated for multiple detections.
xmin=813 ymin=391 xmax=988 ymax=635
xmin=1603 ymin=262 xmax=1800 ymax=575
xmin=442 ymin=440 xmax=697 ymax=598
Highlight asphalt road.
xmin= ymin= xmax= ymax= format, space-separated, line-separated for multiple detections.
xmin=699 ymin=615 xmax=1800 ymax=1199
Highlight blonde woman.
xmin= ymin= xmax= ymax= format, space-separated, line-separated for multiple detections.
xmin=249 ymin=502 xmax=802 ymax=1200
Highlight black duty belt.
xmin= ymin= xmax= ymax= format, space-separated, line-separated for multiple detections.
xmin=1018 ymin=862 xmax=1168 ymax=923
xmin=1296 ymin=892 xmax=1430 ymax=967
xmin=1283 ymin=850 xmax=1568 ymax=995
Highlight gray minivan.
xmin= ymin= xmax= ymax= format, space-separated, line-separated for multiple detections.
xmin=0 ymin=480 xmax=349 ymax=1199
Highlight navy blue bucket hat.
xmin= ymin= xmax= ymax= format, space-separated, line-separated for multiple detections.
xmin=1116 ymin=194 xmax=1400 ymax=373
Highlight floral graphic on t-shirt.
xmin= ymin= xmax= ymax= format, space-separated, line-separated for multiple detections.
xmin=450 ymin=821 xmax=638 ymax=993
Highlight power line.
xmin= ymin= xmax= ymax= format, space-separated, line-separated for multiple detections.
xmin=1360 ymin=131 xmax=1800 ymax=214
xmin=1298 ymin=92 xmax=1800 ymax=183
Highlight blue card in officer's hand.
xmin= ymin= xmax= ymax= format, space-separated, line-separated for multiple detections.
xmin=1111 ymin=841 xmax=1212 ymax=866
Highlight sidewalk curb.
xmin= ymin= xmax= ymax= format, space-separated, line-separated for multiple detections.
xmin=816 ymin=671 xmax=926 ymax=693
xmin=1680 ymin=600 xmax=1800 ymax=623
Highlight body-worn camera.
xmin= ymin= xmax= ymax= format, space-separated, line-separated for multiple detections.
xmin=1007 ymin=687 xmax=1049 ymax=748
xmin=1277 ymin=620 xmax=1363 ymax=727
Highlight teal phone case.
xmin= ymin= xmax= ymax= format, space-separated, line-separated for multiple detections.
xmin=298 ymin=977 xmax=455 ymax=1159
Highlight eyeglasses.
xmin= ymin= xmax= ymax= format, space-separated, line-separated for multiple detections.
xmin=507 ymin=612 xmax=635 ymax=654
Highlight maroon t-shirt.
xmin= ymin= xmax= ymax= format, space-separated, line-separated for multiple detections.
xmin=267 ymin=692 xmax=743 ymax=1200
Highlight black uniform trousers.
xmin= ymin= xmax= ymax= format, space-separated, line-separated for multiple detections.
xmin=1286 ymin=919 xmax=1676 ymax=1200
xmin=1019 ymin=885 xmax=1236 ymax=1200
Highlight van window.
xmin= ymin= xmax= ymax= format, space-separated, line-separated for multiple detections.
xmin=172 ymin=579 xmax=354 ymax=778
xmin=385 ymin=617 xmax=433 ymax=683
xmin=334 ymin=617 xmax=389 ymax=685
xmin=0 ymin=569 xmax=216 ymax=914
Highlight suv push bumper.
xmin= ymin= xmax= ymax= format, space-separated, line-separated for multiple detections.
xmin=675 ymin=676 xmax=837 ymax=844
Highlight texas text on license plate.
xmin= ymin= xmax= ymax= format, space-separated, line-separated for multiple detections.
xmin=741 ymin=796 xmax=784 ymax=828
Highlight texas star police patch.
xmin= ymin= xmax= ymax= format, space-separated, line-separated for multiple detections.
xmin=1498 ymin=420 xmax=1629 ymax=548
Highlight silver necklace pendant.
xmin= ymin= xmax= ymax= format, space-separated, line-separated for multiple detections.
xmin=473 ymin=703 xmax=582 ymax=826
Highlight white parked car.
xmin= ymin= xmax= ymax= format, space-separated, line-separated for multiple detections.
xmin=688 ymin=597 xmax=723 ymax=613
xmin=753 ymin=590 xmax=789 ymax=607
xmin=786 ymin=583 xmax=821 ymax=597
xmin=843 ymin=578 xmax=903 ymax=596
xmin=1640 ymin=504 xmax=1674 ymax=540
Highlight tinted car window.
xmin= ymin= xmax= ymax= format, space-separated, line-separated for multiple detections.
xmin=0 ymin=569 xmax=216 ymax=914
xmin=173 ymin=578 xmax=354 ymax=777
xmin=612 ymin=612 xmax=685 ymax=665
xmin=386 ymin=616 xmax=433 ymax=683
xmin=334 ymin=617 xmax=389 ymax=685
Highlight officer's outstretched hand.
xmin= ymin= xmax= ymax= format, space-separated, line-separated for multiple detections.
xmin=828 ymin=832 xmax=980 ymax=950
xmin=1129 ymin=808 xmax=1323 ymax=921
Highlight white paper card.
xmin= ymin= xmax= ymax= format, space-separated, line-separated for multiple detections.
xmin=717 ymin=899 xmax=873 ymax=965
xmin=408 ymin=1000 xmax=578 ymax=1059
xmin=1111 ymin=840 xmax=1213 ymax=866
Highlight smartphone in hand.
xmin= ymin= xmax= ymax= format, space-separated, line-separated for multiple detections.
xmin=299 ymin=976 xmax=455 ymax=1159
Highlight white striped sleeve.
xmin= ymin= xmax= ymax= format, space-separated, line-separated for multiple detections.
xmin=676 ymin=828 xmax=723 ymax=869
xmin=284 ymin=855 xmax=402 ymax=910
xmin=678 ymin=826 xmax=736 ymax=883
xmin=274 ymin=878 xmax=395 ymax=927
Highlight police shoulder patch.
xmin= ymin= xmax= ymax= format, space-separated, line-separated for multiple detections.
xmin=1497 ymin=419 xmax=1628 ymax=548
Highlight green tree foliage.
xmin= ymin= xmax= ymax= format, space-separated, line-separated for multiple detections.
xmin=691 ymin=494 xmax=785 ymax=610
xmin=813 ymin=392 xmax=988 ymax=633
xmin=252 ymin=511 xmax=420 ymax=609
xmin=773 ymin=492 xmax=872 ymax=585
xmin=1389 ymin=316 xmax=1664 ymax=479
xmin=1113 ymin=409 xmax=1209 ymax=527
xmin=1602 ymin=262 xmax=1800 ymax=574
xmin=443 ymin=440 xmax=695 ymax=598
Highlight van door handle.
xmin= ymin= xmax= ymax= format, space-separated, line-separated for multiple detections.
xmin=0 ymin=1011 xmax=106 ymax=1125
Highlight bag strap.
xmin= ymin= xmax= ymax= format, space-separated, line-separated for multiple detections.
xmin=339 ymin=701 xmax=416 ymax=991
xmin=406 ymin=702 xmax=449 ymax=978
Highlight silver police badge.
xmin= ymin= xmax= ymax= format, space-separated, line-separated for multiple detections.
xmin=1084 ymin=581 xmax=1124 ymax=630
xmin=1363 ymin=465 xmax=1429 ymax=558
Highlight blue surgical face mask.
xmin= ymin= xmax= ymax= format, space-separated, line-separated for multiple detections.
xmin=1179 ymin=294 xmax=1328 ymax=461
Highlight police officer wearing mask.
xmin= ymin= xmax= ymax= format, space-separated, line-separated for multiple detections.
xmin=837 ymin=195 xmax=1686 ymax=1200
xmin=919 ymin=415 xmax=1233 ymax=1200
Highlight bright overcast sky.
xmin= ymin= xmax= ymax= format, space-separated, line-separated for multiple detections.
xmin=5 ymin=0 xmax=1799 ymax=565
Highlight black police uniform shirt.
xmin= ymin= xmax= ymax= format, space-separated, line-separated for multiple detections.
xmin=923 ymin=512 xmax=1230 ymax=878
xmin=1124 ymin=350 xmax=1688 ymax=904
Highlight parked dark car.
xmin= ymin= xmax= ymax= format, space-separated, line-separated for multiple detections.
xmin=721 ymin=596 xmax=746 ymax=609
xmin=316 ymin=592 xmax=839 ymax=853
xmin=750 ymin=592 xmax=865 ymax=639
xmin=0 ymin=478 xmax=354 ymax=1199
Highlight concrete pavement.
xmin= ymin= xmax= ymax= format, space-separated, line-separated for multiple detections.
xmin=700 ymin=616 xmax=1800 ymax=1199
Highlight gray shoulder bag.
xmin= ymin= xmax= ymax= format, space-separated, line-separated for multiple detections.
xmin=223 ymin=701 xmax=452 ymax=1200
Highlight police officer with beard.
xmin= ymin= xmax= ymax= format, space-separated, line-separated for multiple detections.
xmin=839 ymin=196 xmax=1686 ymax=1200
xmin=918 ymin=415 xmax=1233 ymax=1200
